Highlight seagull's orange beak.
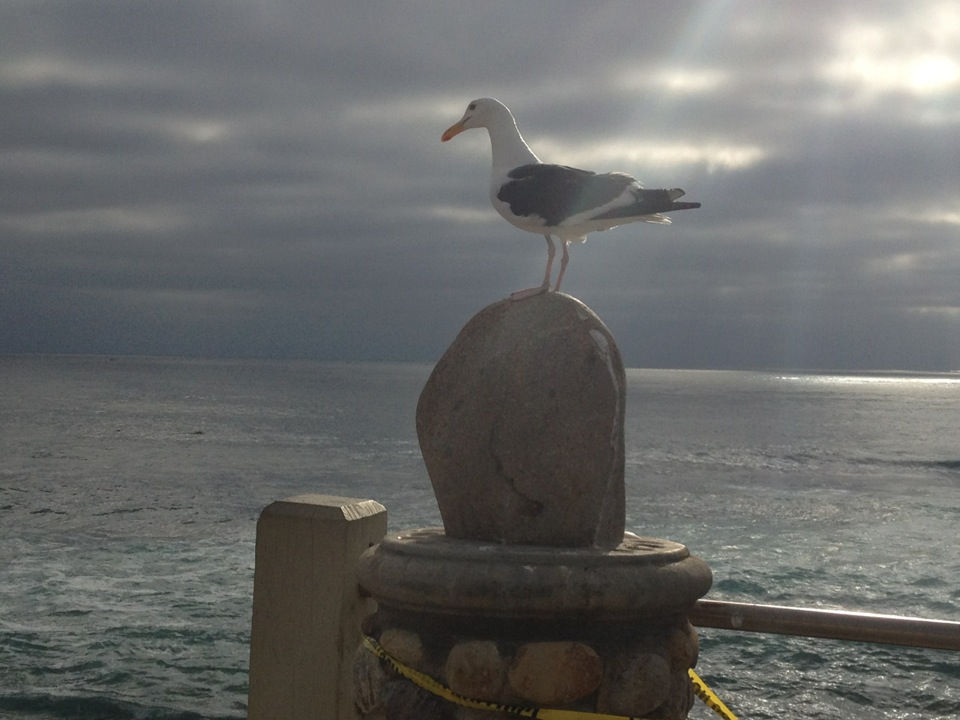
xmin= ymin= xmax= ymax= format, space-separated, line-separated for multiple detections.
xmin=441 ymin=121 xmax=466 ymax=142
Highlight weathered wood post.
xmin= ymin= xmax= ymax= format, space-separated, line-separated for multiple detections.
xmin=248 ymin=494 xmax=387 ymax=720
xmin=355 ymin=294 xmax=712 ymax=719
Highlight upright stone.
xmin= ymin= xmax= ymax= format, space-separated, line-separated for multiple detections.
xmin=416 ymin=293 xmax=626 ymax=548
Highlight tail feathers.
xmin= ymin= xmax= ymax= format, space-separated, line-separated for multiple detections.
xmin=653 ymin=188 xmax=700 ymax=213
xmin=593 ymin=187 xmax=701 ymax=221
xmin=666 ymin=189 xmax=701 ymax=211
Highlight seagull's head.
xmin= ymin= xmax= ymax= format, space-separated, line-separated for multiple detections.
xmin=441 ymin=97 xmax=512 ymax=142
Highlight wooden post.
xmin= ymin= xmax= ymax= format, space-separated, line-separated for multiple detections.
xmin=248 ymin=494 xmax=387 ymax=720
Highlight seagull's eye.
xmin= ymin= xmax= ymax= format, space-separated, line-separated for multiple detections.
xmin=468 ymin=102 xmax=477 ymax=110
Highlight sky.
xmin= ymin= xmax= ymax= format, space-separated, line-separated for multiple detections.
xmin=2 ymin=1 xmax=959 ymax=371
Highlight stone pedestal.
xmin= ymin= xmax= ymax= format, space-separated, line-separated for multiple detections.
xmin=356 ymin=294 xmax=712 ymax=719
xmin=355 ymin=530 xmax=711 ymax=719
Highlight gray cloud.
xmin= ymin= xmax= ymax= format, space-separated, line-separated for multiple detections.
xmin=2 ymin=1 xmax=959 ymax=369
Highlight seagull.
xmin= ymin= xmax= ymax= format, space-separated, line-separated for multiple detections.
xmin=441 ymin=97 xmax=701 ymax=300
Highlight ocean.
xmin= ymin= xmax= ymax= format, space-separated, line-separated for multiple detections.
xmin=1 ymin=354 xmax=958 ymax=720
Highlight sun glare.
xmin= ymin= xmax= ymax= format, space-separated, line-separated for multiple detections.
xmin=828 ymin=49 xmax=960 ymax=96
xmin=778 ymin=372 xmax=960 ymax=385
xmin=908 ymin=55 xmax=960 ymax=93
xmin=826 ymin=6 xmax=960 ymax=99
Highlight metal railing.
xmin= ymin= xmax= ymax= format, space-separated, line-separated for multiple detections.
xmin=690 ymin=599 xmax=960 ymax=651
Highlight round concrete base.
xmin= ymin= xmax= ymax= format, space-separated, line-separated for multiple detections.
xmin=358 ymin=528 xmax=711 ymax=622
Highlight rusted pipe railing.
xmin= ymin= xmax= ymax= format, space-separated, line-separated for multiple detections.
xmin=690 ymin=599 xmax=960 ymax=651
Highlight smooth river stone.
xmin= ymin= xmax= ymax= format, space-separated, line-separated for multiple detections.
xmin=506 ymin=641 xmax=603 ymax=706
xmin=443 ymin=640 xmax=506 ymax=701
xmin=597 ymin=651 xmax=671 ymax=717
xmin=379 ymin=628 xmax=425 ymax=669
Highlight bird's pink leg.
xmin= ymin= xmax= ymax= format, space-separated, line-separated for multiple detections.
xmin=510 ymin=235 xmax=554 ymax=301
xmin=553 ymin=241 xmax=571 ymax=292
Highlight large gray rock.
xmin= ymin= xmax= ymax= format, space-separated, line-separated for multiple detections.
xmin=416 ymin=293 xmax=626 ymax=548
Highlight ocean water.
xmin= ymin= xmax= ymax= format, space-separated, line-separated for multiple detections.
xmin=1 ymin=354 xmax=959 ymax=720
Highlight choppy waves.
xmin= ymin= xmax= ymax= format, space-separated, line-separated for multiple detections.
xmin=0 ymin=694 xmax=237 ymax=720
xmin=0 ymin=534 xmax=252 ymax=720
xmin=2 ymin=358 xmax=959 ymax=719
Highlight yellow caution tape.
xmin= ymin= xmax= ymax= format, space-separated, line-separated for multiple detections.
xmin=689 ymin=667 xmax=739 ymax=720
xmin=362 ymin=634 xmax=738 ymax=720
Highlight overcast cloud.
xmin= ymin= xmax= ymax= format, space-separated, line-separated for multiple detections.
xmin=2 ymin=1 xmax=959 ymax=370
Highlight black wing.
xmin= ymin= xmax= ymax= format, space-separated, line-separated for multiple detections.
xmin=497 ymin=164 xmax=635 ymax=227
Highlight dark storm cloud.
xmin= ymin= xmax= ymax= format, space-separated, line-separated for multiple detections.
xmin=1 ymin=1 xmax=958 ymax=368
